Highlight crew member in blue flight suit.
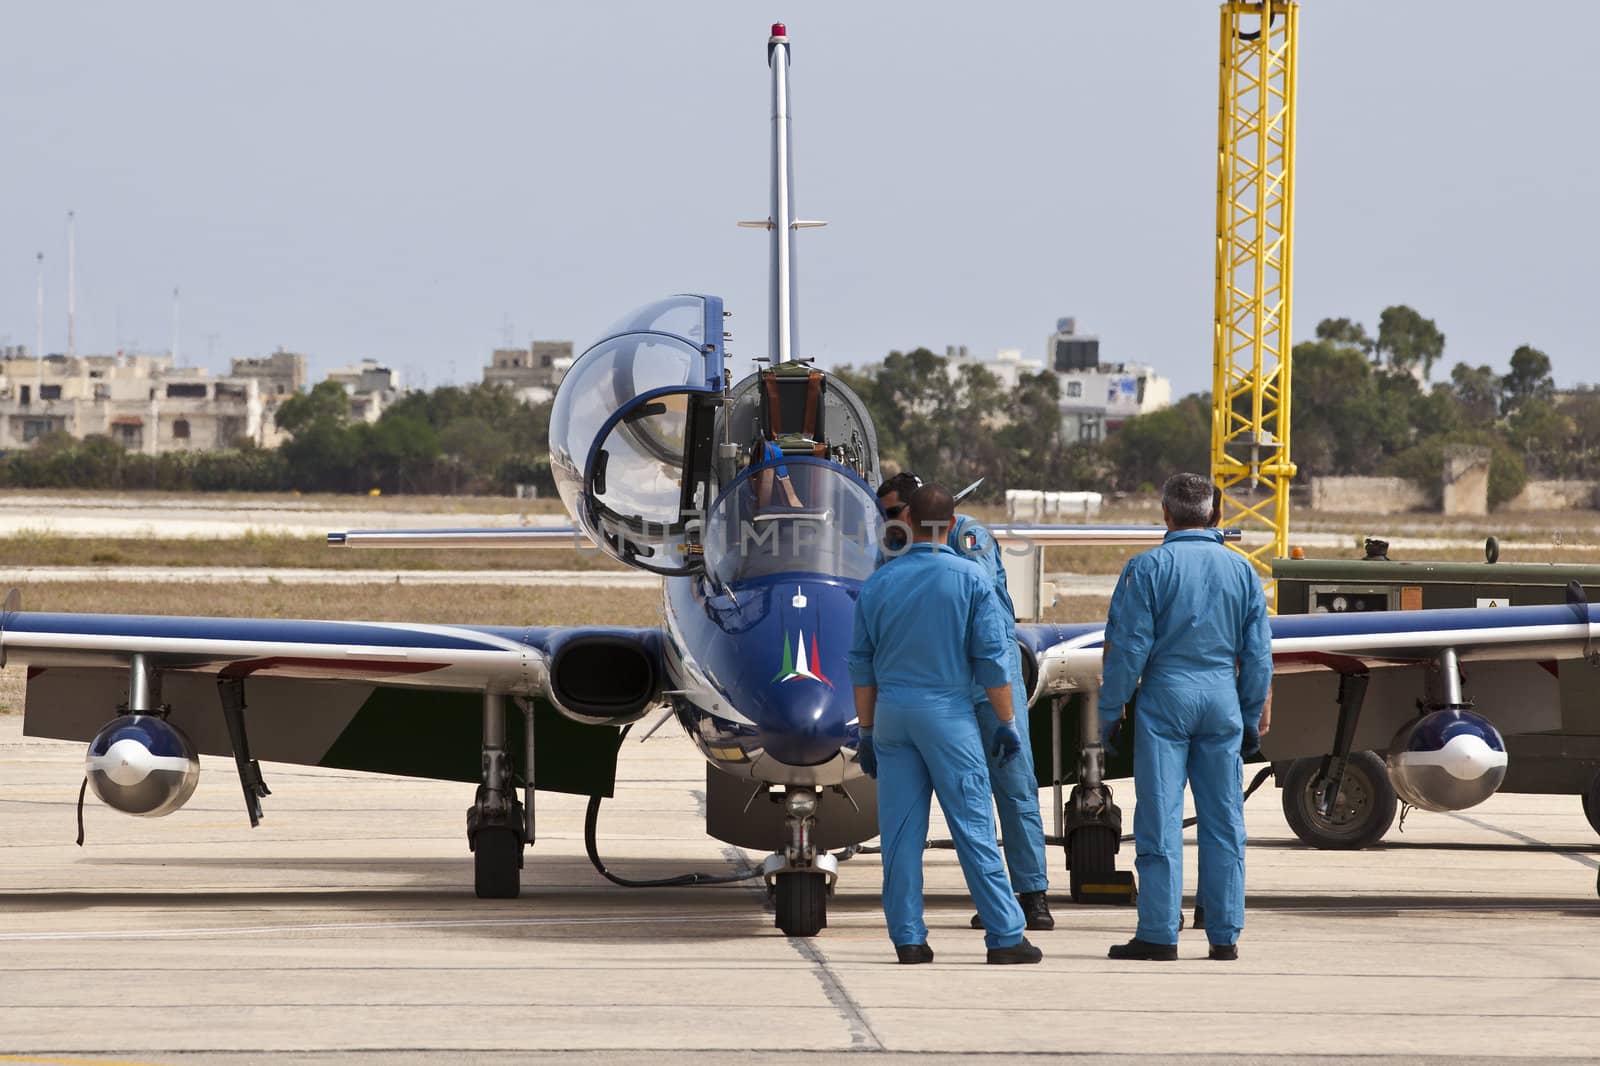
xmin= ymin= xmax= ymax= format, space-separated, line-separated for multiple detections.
xmin=1100 ymin=472 xmax=1273 ymax=961
xmin=876 ymin=473 xmax=1053 ymax=932
xmin=848 ymin=483 xmax=1043 ymax=965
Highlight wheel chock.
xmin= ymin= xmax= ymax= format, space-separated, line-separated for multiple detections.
xmin=1069 ymin=869 xmax=1136 ymax=905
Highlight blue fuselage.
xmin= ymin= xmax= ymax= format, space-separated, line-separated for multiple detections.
xmin=663 ymin=571 xmax=865 ymax=786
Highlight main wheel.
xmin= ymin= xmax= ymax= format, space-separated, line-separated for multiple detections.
xmin=474 ymin=826 xmax=523 ymax=899
xmin=774 ymin=871 xmax=827 ymax=937
xmin=1582 ymin=773 xmax=1600 ymax=837
xmin=1281 ymin=752 xmax=1397 ymax=850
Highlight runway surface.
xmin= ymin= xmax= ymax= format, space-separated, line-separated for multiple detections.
xmin=1 ymin=715 xmax=1596 ymax=1063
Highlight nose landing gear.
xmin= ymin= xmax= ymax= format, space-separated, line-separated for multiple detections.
xmin=765 ymin=785 xmax=837 ymax=937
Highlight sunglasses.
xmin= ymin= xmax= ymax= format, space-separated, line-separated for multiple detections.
xmin=884 ymin=503 xmax=908 ymax=518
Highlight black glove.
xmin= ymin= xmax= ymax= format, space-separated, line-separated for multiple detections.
xmin=1101 ymin=718 xmax=1124 ymax=758
xmin=1241 ymin=724 xmax=1261 ymax=758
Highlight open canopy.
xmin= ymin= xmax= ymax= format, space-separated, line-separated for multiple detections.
xmin=549 ymin=295 xmax=725 ymax=573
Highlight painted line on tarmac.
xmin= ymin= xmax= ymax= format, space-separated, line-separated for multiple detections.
xmin=0 ymin=911 xmax=755 ymax=942
xmin=1446 ymin=811 xmax=1600 ymax=870
xmin=0 ymin=1049 xmax=181 ymax=1056
xmin=719 ymin=844 xmax=884 ymax=1052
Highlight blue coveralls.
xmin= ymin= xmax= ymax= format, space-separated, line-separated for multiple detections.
xmin=848 ymin=542 xmax=1027 ymax=949
xmin=1100 ymin=527 xmax=1272 ymax=947
xmin=948 ymin=513 xmax=1048 ymax=895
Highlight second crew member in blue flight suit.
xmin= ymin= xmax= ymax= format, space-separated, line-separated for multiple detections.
xmin=849 ymin=482 xmax=1043 ymax=965
xmin=876 ymin=473 xmax=1053 ymax=932
xmin=1100 ymin=472 xmax=1273 ymax=962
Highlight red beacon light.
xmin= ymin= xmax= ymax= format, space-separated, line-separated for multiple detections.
xmin=771 ymin=23 xmax=787 ymax=37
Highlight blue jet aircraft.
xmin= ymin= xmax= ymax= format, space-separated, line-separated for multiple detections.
xmin=5 ymin=24 xmax=1592 ymax=936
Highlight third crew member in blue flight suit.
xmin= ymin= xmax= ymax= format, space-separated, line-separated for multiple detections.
xmin=849 ymin=482 xmax=1042 ymax=965
xmin=876 ymin=472 xmax=1053 ymax=932
xmin=1100 ymin=472 xmax=1273 ymax=961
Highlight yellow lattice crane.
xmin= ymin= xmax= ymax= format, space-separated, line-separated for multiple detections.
xmin=1212 ymin=1 xmax=1298 ymax=607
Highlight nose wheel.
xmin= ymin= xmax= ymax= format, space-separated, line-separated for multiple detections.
xmin=773 ymin=870 xmax=828 ymax=937
xmin=764 ymin=786 xmax=837 ymax=936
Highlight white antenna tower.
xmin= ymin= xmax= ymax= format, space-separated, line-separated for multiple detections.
xmin=171 ymin=287 xmax=182 ymax=367
xmin=66 ymin=211 xmax=77 ymax=358
xmin=34 ymin=252 xmax=45 ymax=402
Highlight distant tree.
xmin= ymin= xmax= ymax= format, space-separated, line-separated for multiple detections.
xmin=274 ymin=380 xmax=350 ymax=434
xmin=1375 ymin=305 xmax=1446 ymax=379
xmin=1501 ymin=344 xmax=1554 ymax=413
xmin=1109 ymin=393 xmax=1211 ymax=491
xmin=1563 ymin=389 xmax=1600 ymax=478
xmin=1504 ymin=398 xmax=1574 ymax=478
xmin=836 ymin=347 xmax=959 ymax=477
xmin=996 ymin=369 xmax=1067 ymax=493
xmin=1314 ymin=317 xmax=1374 ymax=356
xmin=1288 ymin=340 xmax=1421 ymax=476
xmin=1446 ymin=363 xmax=1502 ymax=426
xmin=438 ymin=416 xmax=512 ymax=472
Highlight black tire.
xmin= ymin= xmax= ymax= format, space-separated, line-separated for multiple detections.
xmin=1281 ymin=752 xmax=1397 ymax=850
xmin=474 ymin=826 xmax=522 ymax=899
xmin=774 ymin=871 xmax=827 ymax=937
xmin=1067 ymin=824 xmax=1119 ymax=903
xmin=1582 ymin=773 xmax=1600 ymax=837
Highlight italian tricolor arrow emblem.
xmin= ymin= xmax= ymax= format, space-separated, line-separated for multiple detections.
xmin=773 ymin=629 xmax=831 ymax=687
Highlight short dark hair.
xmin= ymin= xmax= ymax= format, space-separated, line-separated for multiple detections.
xmin=876 ymin=472 xmax=923 ymax=500
xmin=1162 ymin=472 xmax=1214 ymax=528
xmin=907 ymin=482 xmax=955 ymax=535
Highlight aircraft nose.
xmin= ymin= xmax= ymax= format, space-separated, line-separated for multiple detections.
xmin=755 ymin=679 xmax=848 ymax=767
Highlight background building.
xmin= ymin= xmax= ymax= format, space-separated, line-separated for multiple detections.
xmin=323 ymin=359 xmax=404 ymax=423
xmin=945 ymin=345 xmax=1046 ymax=390
xmin=1049 ymin=318 xmax=1171 ymax=442
xmin=483 ymin=341 xmax=573 ymax=405
xmin=0 ymin=353 xmax=263 ymax=452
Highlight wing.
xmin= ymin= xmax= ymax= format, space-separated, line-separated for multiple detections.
xmin=0 ymin=610 xmax=665 ymax=796
xmin=1019 ymin=601 xmax=1600 ymax=700
xmin=990 ymin=525 xmax=1243 ymax=546
xmin=329 ymin=527 xmax=592 ymax=548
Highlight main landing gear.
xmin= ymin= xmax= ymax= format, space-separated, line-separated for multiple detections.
xmin=1054 ymin=690 xmax=1136 ymax=905
xmin=1278 ymin=668 xmax=1398 ymax=850
xmin=469 ymin=692 xmax=533 ymax=899
xmin=764 ymin=786 xmax=838 ymax=937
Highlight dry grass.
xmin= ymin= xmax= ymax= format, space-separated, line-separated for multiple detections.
xmin=1043 ymin=595 xmax=1111 ymax=625
xmin=0 ymin=669 xmax=22 ymax=716
xmin=10 ymin=580 xmax=660 ymax=626
xmin=0 ymin=532 xmax=627 ymax=572
xmin=1 ymin=488 xmax=564 ymax=515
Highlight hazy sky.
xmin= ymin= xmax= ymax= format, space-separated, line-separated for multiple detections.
xmin=3 ymin=1 xmax=1596 ymax=398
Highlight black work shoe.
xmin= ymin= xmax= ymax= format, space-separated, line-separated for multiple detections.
xmin=1107 ymin=937 xmax=1178 ymax=961
xmin=986 ymin=937 xmax=1043 ymax=965
xmin=1192 ymin=903 xmax=1206 ymax=930
xmin=896 ymin=943 xmax=934 ymax=964
xmin=1208 ymin=943 xmax=1238 ymax=961
xmin=1018 ymin=891 xmax=1055 ymax=931
xmin=972 ymin=892 xmax=1056 ymax=932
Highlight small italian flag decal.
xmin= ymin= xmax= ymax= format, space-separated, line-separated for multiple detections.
xmin=774 ymin=629 xmax=832 ymax=687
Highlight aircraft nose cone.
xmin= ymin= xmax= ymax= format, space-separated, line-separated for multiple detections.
xmin=755 ymin=680 xmax=847 ymax=767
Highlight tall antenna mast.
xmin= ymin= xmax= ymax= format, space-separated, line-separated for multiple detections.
xmin=739 ymin=23 xmax=826 ymax=365
xmin=66 ymin=210 xmax=77 ymax=358
xmin=34 ymin=252 xmax=45 ymax=402
xmin=171 ymin=287 xmax=182 ymax=367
